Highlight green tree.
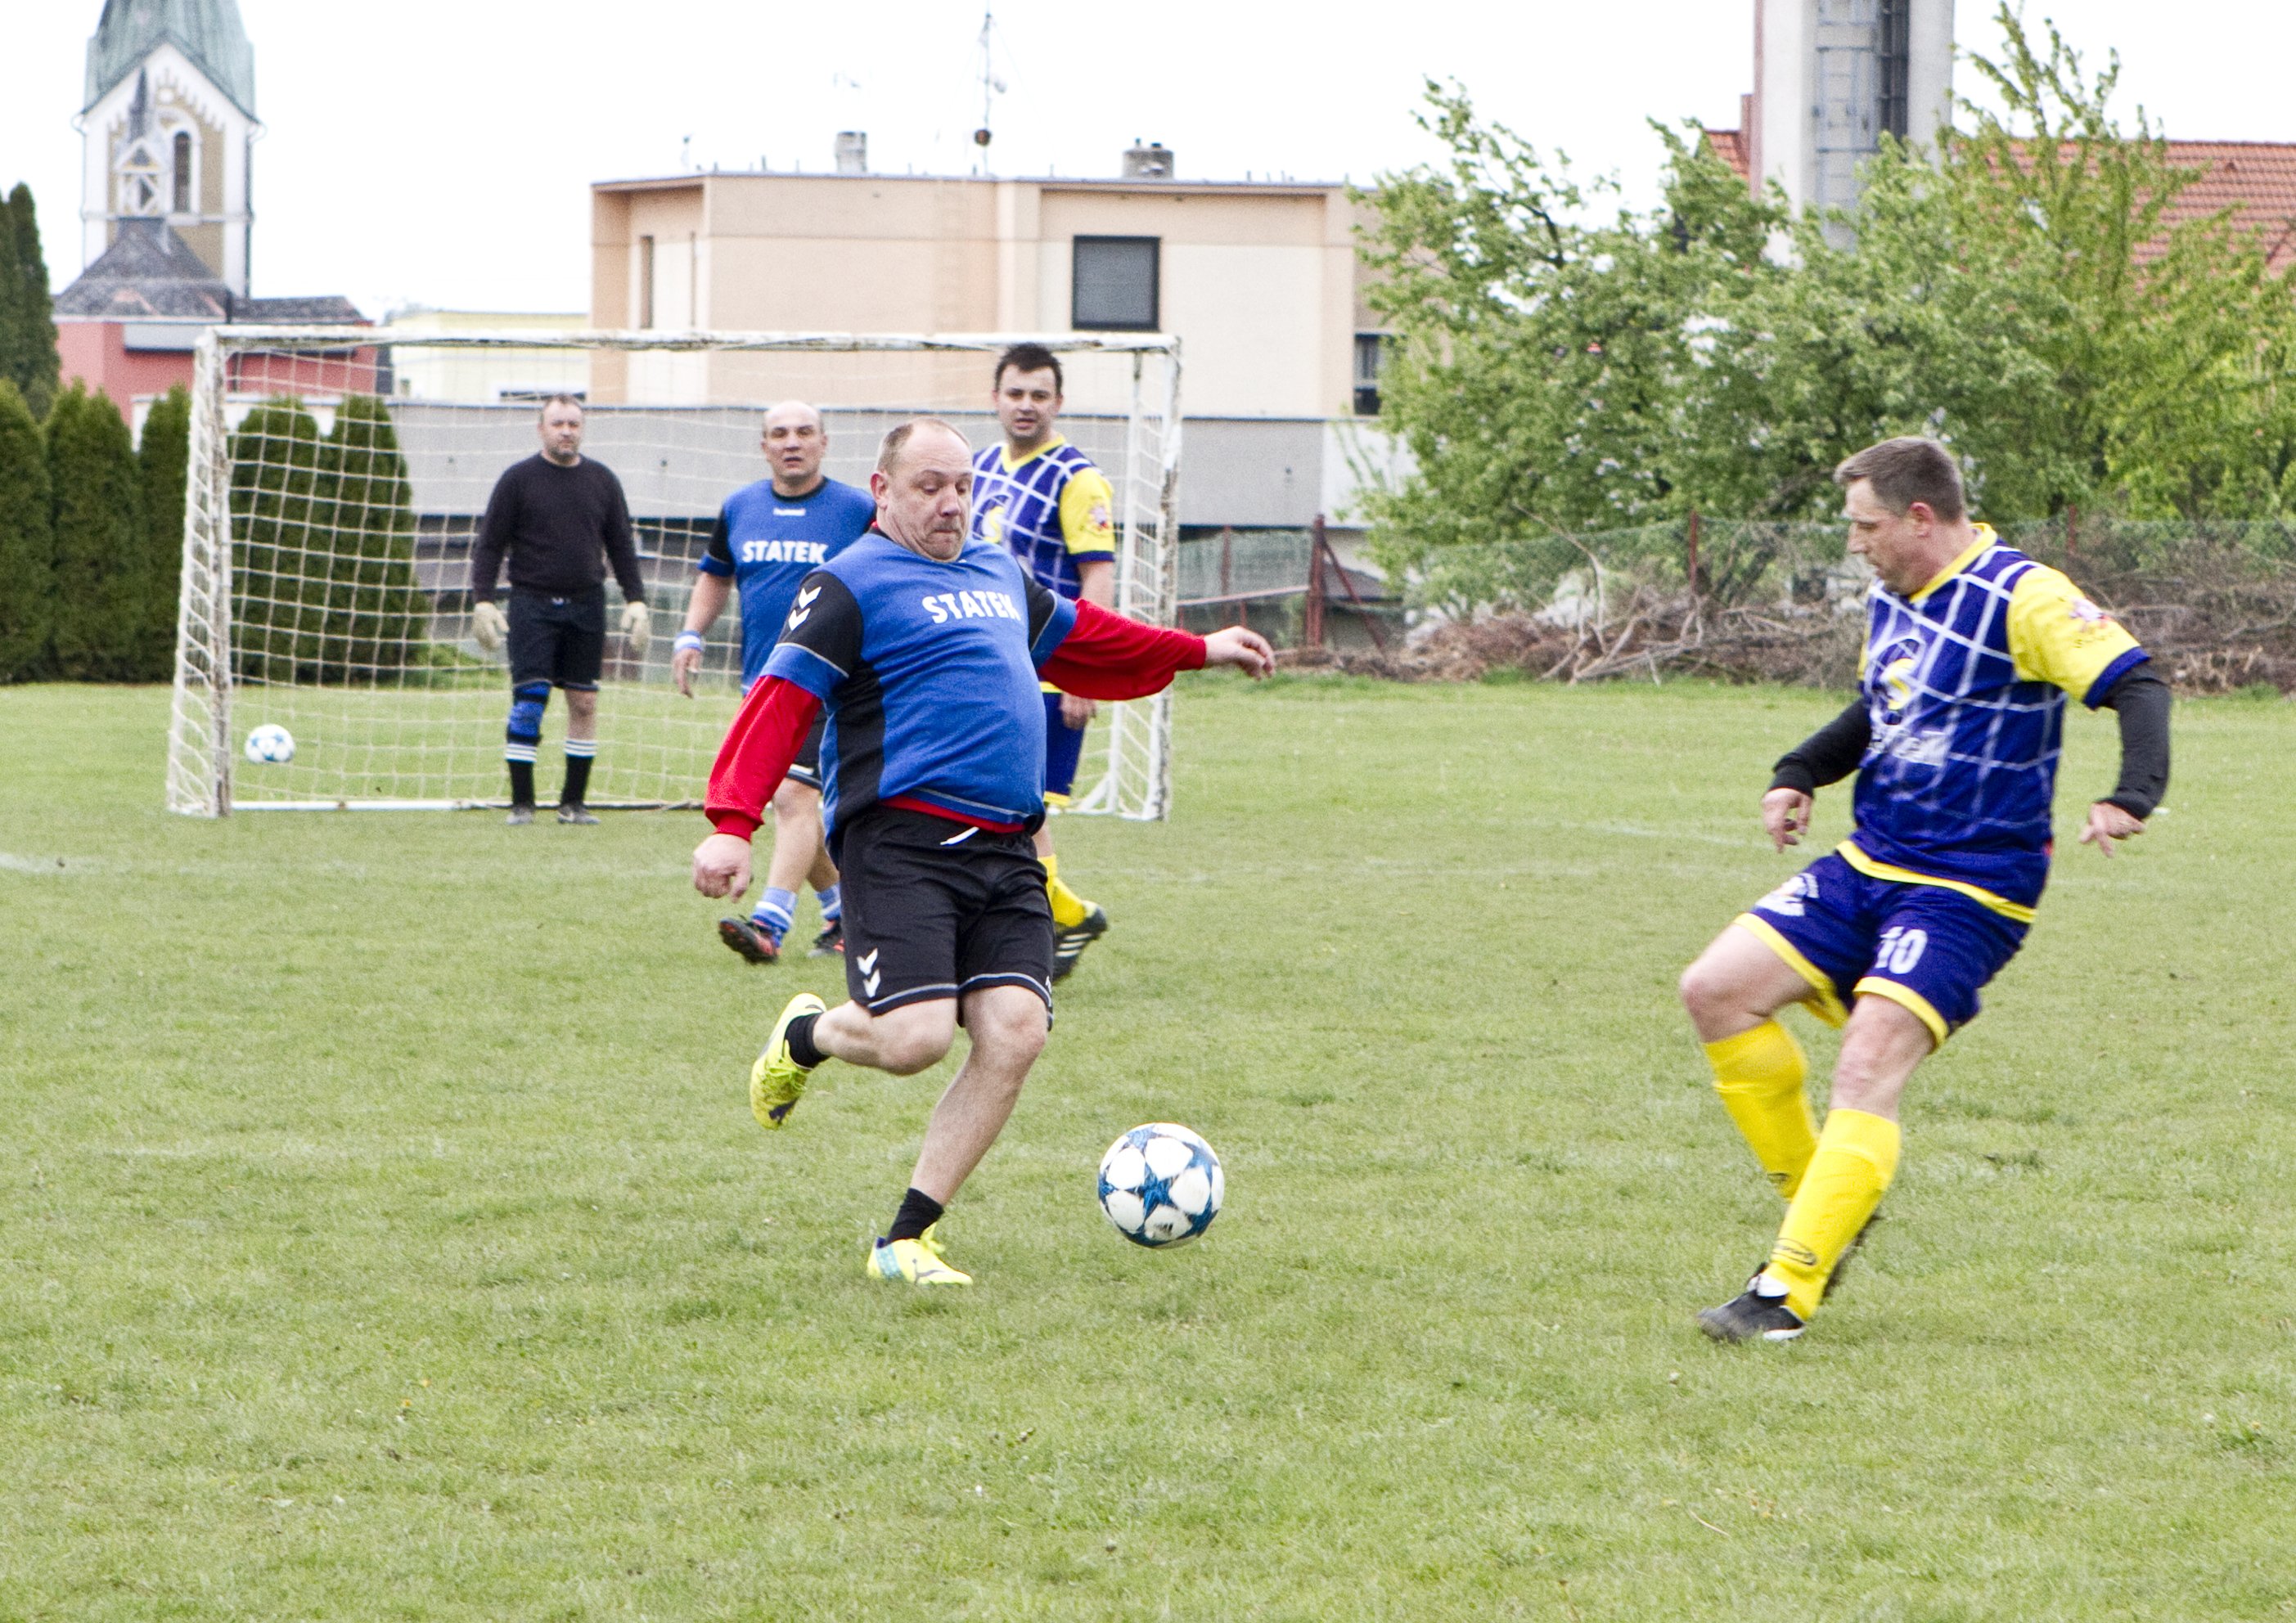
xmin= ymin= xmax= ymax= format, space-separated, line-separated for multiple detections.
xmin=1358 ymin=6 xmax=2296 ymax=585
xmin=136 ymin=384 xmax=191 ymax=681
xmin=322 ymin=394 xmax=428 ymax=681
xmin=1719 ymin=9 xmax=2296 ymax=521
xmin=227 ymin=398 xmax=328 ymax=684
xmin=1 ymin=184 xmax=62 ymax=420
xmin=46 ymin=383 xmax=146 ymax=681
xmin=1357 ymin=88 xmax=1789 ymax=570
xmin=0 ymin=377 xmax=54 ymax=679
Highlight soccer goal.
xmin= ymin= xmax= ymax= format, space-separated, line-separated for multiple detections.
xmin=164 ymin=327 xmax=1182 ymax=819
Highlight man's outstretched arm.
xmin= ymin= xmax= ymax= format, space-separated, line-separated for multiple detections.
xmin=1034 ymin=596 xmax=1274 ymax=699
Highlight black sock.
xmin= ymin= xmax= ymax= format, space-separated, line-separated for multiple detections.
xmin=560 ymin=753 xmax=594 ymax=807
xmin=786 ymin=1011 xmax=825 ymax=1068
xmin=887 ymin=1186 xmax=944 ymax=1243
xmin=506 ymin=759 xmax=535 ymax=807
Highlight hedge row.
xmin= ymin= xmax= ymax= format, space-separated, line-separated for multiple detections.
xmin=0 ymin=380 xmax=187 ymax=683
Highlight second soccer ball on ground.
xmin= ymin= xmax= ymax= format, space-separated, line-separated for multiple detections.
xmin=244 ymin=724 xmax=295 ymax=765
xmin=1098 ymin=1124 xmax=1223 ymax=1248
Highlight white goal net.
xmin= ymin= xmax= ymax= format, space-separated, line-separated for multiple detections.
xmin=166 ymin=328 xmax=1182 ymax=818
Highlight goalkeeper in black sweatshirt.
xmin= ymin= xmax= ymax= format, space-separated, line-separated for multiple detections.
xmin=469 ymin=394 xmax=651 ymax=824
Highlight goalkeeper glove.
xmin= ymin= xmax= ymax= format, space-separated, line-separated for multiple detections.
xmin=620 ymin=600 xmax=651 ymax=656
xmin=471 ymin=600 xmax=507 ymax=652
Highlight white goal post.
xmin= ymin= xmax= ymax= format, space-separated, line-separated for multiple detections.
xmin=165 ymin=327 xmax=1182 ymax=819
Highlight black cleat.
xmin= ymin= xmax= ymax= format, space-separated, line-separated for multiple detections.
xmin=1051 ymin=905 xmax=1110 ymax=982
xmin=718 ymin=916 xmax=781 ymax=964
xmin=1821 ymin=1212 xmax=1881 ymax=1306
xmin=556 ymin=803 xmax=600 ymax=825
xmin=1697 ymin=1277 xmax=1807 ymax=1343
xmin=506 ymin=804 xmax=536 ymax=826
xmin=808 ymin=921 xmax=844 ymax=957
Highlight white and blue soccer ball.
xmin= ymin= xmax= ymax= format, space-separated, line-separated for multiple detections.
xmin=1097 ymin=1123 xmax=1224 ymax=1248
xmin=243 ymin=723 xmax=295 ymax=765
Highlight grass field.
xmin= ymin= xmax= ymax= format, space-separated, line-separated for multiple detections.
xmin=4 ymin=675 xmax=2294 ymax=1621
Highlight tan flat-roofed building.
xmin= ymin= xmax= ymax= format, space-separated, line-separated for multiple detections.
xmin=588 ymin=166 xmax=1380 ymax=422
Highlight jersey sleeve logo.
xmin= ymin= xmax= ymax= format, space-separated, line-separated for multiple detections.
xmin=1087 ymin=502 xmax=1112 ymax=532
xmin=786 ymin=584 xmax=822 ymax=628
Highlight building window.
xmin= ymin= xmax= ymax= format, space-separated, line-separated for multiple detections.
xmin=1072 ymin=236 xmax=1159 ymax=330
xmin=1353 ymin=333 xmax=1390 ymax=416
xmin=1878 ymin=0 xmax=1911 ymax=139
xmin=172 ymin=132 xmax=192 ymax=214
xmin=638 ymin=236 xmax=655 ymax=328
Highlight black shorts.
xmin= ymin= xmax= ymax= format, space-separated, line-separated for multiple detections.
xmin=508 ymin=587 xmax=606 ymax=691
xmin=834 ymin=807 xmax=1054 ymax=1015
xmin=786 ymin=713 xmax=827 ymax=790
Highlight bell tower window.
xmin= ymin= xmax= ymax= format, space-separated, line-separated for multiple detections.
xmin=172 ymin=132 xmax=192 ymax=214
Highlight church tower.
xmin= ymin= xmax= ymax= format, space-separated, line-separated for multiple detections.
xmin=78 ymin=0 xmax=259 ymax=296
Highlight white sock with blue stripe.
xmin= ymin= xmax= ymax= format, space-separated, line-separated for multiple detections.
xmin=751 ymin=888 xmax=797 ymax=943
xmin=817 ymin=883 xmax=841 ymax=924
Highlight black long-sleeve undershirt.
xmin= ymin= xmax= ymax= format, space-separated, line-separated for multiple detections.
xmin=470 ymin=454 xmax=646 ymax=605
xmin=1767 ymin=667 xmax=2172 ymax=821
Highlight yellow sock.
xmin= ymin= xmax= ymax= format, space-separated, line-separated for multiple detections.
xmin=1704 ymin=1021 xmax=1820 ymax=1198
xmin=1041 ymin=853 xmax=1089 ymax=929
xmin=1763 ymin=1108 xmax=1901 ymax=1320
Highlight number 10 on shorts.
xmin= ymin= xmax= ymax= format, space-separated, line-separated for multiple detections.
xmin=1874 ymin=925 xmax=1929 ymax=975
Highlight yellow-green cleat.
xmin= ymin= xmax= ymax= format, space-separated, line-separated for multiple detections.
xmin=868 ymin=1223 xmax=972 ymax=1286
xmin=749 ymin=992 xmax=826 ymax=1130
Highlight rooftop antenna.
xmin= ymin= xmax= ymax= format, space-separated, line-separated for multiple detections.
xmin=972 ymin=7 xmax=1007 ymax=176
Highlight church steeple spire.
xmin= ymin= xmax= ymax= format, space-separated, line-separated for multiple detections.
xmin=78 ymin=0 xmax=260 ymax=295
xmin=84 ymin=0 xmax=255 ymax=119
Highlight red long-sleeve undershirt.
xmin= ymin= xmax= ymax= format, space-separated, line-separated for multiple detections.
xmin=704 ymin=598 xmax=1206 ymax=840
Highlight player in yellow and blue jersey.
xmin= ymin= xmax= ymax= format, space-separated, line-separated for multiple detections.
xmin=1677 ymin=437 xmax=2171 ymax=1342
xmin=970 ymin=343 xmax=1122 ymax=980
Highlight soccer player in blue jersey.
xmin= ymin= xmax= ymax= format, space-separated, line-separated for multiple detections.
xmin=673 ymin=401 xmax=876 ymax=962
xmin=691 ymin=418 xmax=1273 ymax=1285
xmin=1677 ymin=437 xmax=2171 ymax=1342
xmin=970 ymin=343 xmax=1122 ymax=980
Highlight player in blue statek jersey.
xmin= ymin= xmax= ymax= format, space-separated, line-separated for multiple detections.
xmin=970 ymin=344 xmax=1123 ymax=982
xmin=672 ymin=402 xmax=875 ymax=964
xmin=694 ymin=417 xmax=1275 ymax=1286
xmin=1677 ymin=438 xmax=2171 ymax=1345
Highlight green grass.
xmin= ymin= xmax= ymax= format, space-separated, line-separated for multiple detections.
xmin=3 ymin=676 xmax=2294 ymax=1621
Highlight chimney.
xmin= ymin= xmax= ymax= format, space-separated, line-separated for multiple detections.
xmin=1121 ymin=140 xmax=1173 ymax=179
xmin=835 ymin=132 xmax=867 ymax=175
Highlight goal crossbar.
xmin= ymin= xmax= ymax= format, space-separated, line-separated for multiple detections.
xmin=167 ymin=327 xmax=1182 ymax=820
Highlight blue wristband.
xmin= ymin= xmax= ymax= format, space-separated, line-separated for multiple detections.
xmin=674 ymin=630 xmax=705 ymax=654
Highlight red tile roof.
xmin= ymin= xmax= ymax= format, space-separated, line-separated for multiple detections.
xmin=1704 ymin=128 xmax=1751 ymax=184
xmin=2154 ymin=142 xmax=2296 ymax=269
xmin=1702 ymin=130 xmax=2296 ymax=270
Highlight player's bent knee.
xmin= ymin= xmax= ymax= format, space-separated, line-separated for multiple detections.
xmin=1828 ymin=1000 xmax=1932 ymax=1113
xmin=870 ymin=1005 xmax=957 ymax=1076
xmin=1678 ymin=952 xmax=1745 ymax=1026
xmin=964 ymin=990 xmax=1050 ymax=1067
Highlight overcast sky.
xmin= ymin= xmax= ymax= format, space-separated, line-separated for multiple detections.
xmin=4 ymin=2 xmax=2291 ymax=317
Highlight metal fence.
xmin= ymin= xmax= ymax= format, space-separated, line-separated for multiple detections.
xmin=1176 ymin=519 xmax=1402 ymax=653
xmin=1354 ymin=515 xmax=2296 ymax=690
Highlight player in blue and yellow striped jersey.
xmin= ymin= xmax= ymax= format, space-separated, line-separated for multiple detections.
xmin=970 ymin=344 xmax=1122 ymax=980
xmin=1677 ymin=438 xmax=2172 ymax=1342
